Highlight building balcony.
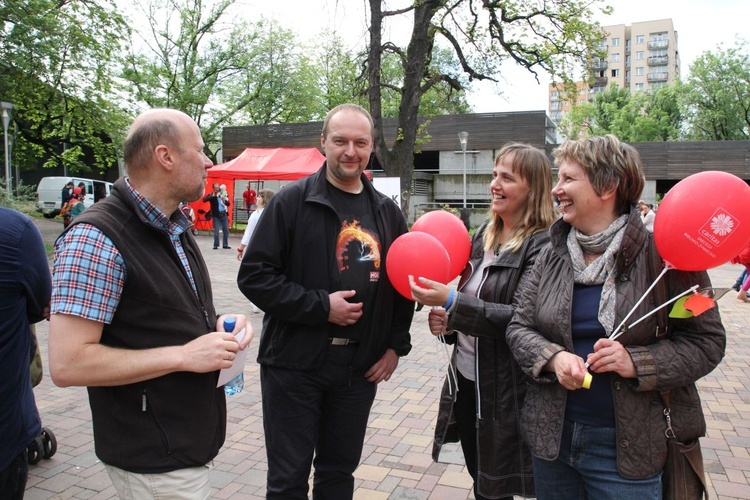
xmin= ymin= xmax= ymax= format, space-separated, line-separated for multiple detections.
xmin=648 ymin=40 xmax=669 ymax=50
xmin=590 ymin=60 xmax=608 ymax=71
xmin=592 ymin=75 xmax=608 ymax=87
xmin=648 ymin=55 xmax=669 ymax=66
xmin=647 ymin=72 xmax=669 ymax=82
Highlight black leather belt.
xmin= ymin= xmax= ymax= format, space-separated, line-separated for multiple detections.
xmin=328 ymin=337 xmax=359 ymax=346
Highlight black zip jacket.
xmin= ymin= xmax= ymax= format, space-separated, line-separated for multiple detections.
xmin=237 ymin=164 xmax=413 ymax=371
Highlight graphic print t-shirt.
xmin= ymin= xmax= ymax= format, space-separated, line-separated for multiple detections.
xmin=327 ymin=183 xmax=381 ymax=342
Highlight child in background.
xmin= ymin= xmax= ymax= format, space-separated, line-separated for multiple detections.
xmin=179 ymin=202 xmax=199 ymax=236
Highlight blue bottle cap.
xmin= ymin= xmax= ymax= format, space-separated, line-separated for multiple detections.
xmin=223 ymin=317 xmax=236 ymax=332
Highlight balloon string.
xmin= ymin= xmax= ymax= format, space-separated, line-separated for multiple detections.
xmin=611 ymin=264 xmax=670 ymax=338
xmin=438 ymin=333 xmax=457 ymax=395
xmin=609 ymin=284 xmax=699 ymax=343
xmin=433 ymin=305 xmax=458 ymax=405
xmin=435 ymin=333 xmax=441 ymax=403
xmin=583 ymin=263 xmax=697 ymax=369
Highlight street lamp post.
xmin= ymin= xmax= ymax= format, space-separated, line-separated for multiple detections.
xmin=12 ymin=123 xmax=18 ymax=194
xmin=1 ymin=102 xmax=14 ymax=197
xmin=458 ymin=131 xmax=469 ymax=208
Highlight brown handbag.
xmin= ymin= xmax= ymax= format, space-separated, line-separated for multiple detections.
xmin=661 ymin=391 xmax=708 ymax=499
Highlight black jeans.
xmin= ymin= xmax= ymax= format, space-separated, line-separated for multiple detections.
xmin=0 ymin=450 xmax=29 ymax=500
xmin=261 ymin=345 xmax=377 ymax=499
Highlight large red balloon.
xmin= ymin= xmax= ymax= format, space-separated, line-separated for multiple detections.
xmin=654 ymin=171 xmax=750 ymax=271
xmin=411 ymin=210 xmax=471 ymax=280
xmin=386 ymin=232 xmax=450 ymax=300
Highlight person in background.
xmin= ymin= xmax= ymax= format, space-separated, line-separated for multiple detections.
xmin=242 ymin=182 xmax=257 ymax=218
xmin=0 ymin=207 xmax=51 ymax=500
xmin=48 ymin=108 xmax=252 ymax=500
xmin=731 ymin=242 xmax=750 ymax=303
xmin=237 ymin=189 xmax=275 ymax=261
xmin=203 ymin=182 xmax=231 ymax=249
xmin=179 ymin=202 xmax=199 ymax=236
xmin=77 ymin=182 xmax=86 ymax=198
xmin=61 ymin=187 xmax=83 ymax=229
xmin=68 ymin=188 xmax=86 ymax=222
xmin=639 ymin=200 xmax=655 ymax=232
xmin=237 ymin=103 xmax=414 ymax=499
xmin=408 ymin=143 xmax=556 ymax=499
xmin=506 ymin=135 xmax=725 ymax=499
xmin=731 ymin=269 xmax=749 ymax=296
xmin=237 ymin=189 xmax=275 ymax=314
xmin=61 ymin=181 xmax=74 ymax=208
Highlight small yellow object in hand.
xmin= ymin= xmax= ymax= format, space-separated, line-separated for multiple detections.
xmin=582 ymin=373 xmax=592 ymax=390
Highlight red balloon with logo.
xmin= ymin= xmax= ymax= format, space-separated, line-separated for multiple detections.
xmin=654 ymin=171 xmax=750 ymax=271
xmin=386 ymin=232 xmax=450 ymax=300
xmin=411 ymin=210 xmax=471 ymax=280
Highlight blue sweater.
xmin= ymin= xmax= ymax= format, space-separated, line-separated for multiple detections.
xmin=0 ymin=208 xmax=50 ymax=470
xmin=565 ymin=283 xmax=615 ymax=427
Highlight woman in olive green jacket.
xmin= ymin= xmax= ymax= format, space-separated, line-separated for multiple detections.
xmin=506 ymin=135 xmax=725 ymax=499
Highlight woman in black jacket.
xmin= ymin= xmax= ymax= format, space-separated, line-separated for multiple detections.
xmin=409 ymin=143 xmax=556 ymax=499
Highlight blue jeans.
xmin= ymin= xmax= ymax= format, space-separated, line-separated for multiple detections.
xmin=212 ymin=213 xmax=229 ymax=248
xmin=260 ymin=345 xmax=377 ymax=499
xmin=532 ymin=420 xmax=661 ymax=500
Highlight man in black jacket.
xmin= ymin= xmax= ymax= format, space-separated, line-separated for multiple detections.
xmin=48 ymin=109 xmax=252 ymax=500
xmin=203 ymin=182 xmax=231 ymax=249
xmin=61 ymin=181 xmax=74 ymax=207
xmin=237 ymin=104 xmax=414 ymax=499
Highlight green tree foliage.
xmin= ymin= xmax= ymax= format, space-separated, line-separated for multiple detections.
xmin=366 ymin=0 xmax=608 ymax=212
xmin=123 ymin=0 xmax=304 ymax=158
xmin=310 ymin=34 xmax=470 ymax=119
xmin=0 ymin=0 xmax=131 ymax=175
xmin=681 ymin=40 xmax=750 ymax=140
xmin=312 ymin=33 xmax=369 ymax=114
xmin=559 ymin=84 xmax=682 ymax=142
xmin=121 ymin=0 xmax=334 ymax=160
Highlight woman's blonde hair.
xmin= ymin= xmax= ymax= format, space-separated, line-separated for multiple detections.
xmin=257 ymin=189 xmax=275 ymax=206
xmin=483 ymin=143 xmax=557 ymax=253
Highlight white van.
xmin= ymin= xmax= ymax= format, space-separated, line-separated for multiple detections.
xmin=36 ymin=176 xmax=114 ymax=218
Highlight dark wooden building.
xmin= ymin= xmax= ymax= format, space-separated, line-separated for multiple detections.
xmin=223 ymin=111 xmax=750 ymax=186
xmin=222 ymin=110 xmax=557 ymax=170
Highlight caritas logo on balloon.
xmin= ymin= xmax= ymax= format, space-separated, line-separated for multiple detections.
xmin=654 ymin=171 xmax=750 ymax=271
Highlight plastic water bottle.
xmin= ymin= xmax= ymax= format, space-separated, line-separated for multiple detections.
xmin=223 ymin=317 xmax=244 ymax=396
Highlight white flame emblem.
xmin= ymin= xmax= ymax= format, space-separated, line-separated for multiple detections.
xmin=710 ymin=213 xmax=735 ymax=236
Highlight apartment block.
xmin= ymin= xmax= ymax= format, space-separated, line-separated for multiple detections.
xmin=549 ymin=18 xmax=680 ymax=126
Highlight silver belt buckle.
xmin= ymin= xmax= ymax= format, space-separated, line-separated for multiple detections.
xmin=329 ymin=337 xmax=350 ymax=346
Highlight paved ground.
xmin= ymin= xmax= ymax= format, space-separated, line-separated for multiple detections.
xmin=24 ymin=217 xmax=750 ymax=499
